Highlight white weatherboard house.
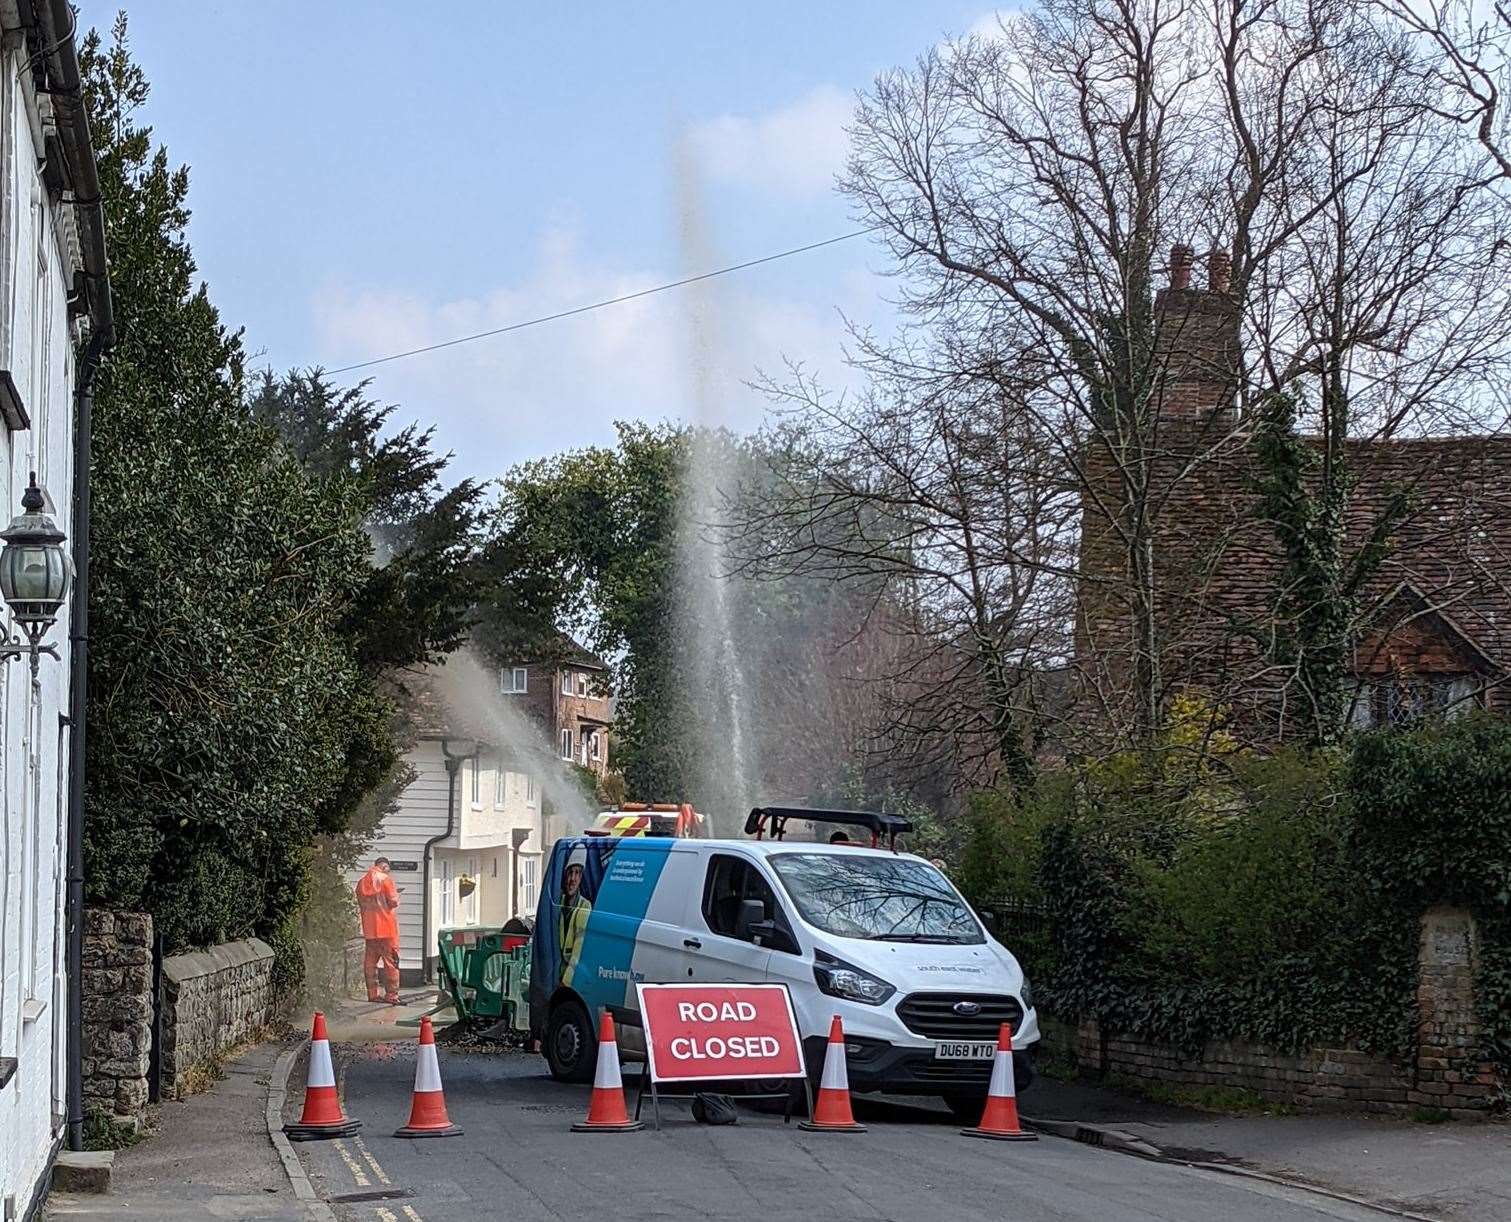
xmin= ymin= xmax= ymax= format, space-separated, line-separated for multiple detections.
xmin=349 ymin=684 xmax=561 ymax=982
xmin=0 ymin=3 xmax=113 ymax=1217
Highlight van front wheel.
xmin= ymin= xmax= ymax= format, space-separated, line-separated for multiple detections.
xmin=545 ymin=999 xmax=596 ymax=1083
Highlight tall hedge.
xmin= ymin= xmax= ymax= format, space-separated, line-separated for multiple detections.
xmin=81 ymin=17 xmax=393 ymax=987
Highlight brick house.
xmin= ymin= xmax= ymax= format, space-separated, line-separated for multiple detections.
xmin=497 ymin=637 xmax=612 ymax=777
xmin=1076 ymin=245 xmax=1511 ymax=739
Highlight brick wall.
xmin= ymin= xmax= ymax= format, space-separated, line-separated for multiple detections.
xmin=1041 ymin=907 xmax=1500 ymax=1119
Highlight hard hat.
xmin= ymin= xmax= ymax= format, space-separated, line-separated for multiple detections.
xmin=565 ymin=844 xmax=588 ymax=874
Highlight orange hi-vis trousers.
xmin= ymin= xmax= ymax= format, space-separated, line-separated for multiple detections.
xmin=362 ymin=937 xmax=400 ymax=1001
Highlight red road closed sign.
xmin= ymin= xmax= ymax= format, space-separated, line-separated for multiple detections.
xmin=635 ymin=983 xmax=806 ymax=1083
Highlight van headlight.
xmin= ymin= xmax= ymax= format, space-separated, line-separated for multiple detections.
xmin=813 ymin=955 xmax=895 ymax=1006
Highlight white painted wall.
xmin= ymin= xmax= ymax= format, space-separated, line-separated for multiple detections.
xmin=0 ymin=35 xmax=89 ymax=1216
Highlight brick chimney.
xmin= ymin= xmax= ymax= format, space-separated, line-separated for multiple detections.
xmin=1153 ymin=243 xmax=1239 ymax=422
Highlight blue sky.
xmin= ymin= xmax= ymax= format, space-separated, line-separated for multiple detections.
xmin=81 ymin=3 xmax=1003 ymax=482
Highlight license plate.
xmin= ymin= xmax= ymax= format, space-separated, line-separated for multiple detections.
xmin=933 ymin=1041 xmax=996 ymax=1060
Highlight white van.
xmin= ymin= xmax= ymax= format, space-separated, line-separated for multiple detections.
xmin=528 ymin=808 xmax=1039 ymax=1117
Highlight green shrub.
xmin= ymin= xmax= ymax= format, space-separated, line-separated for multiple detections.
xmin=992 ymin=714 xmax=1511 ymax=1073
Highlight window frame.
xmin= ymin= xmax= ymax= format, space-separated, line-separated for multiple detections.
xmin=1350 ymin=673 xmax=1482 ymax=730
xmin=520 ymin=854 xmax=540 ymax=915
xmin=493 ymin=762 xmax=509 ymax=810
xmin=560 ymin=728 xmax=573 ymax=760
xmin=589 ymin=731 xmax=601 ymax=762
xmin=500 ymin=666 xmax=528 ymax=694
xmin=561 ymin=669 xmax=574 ymax=696
xmin=699 ymin=853 xmax=799 ymax=953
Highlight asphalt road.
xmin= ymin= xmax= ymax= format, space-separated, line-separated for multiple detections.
xmin=293 ymin=1043 xmax=1401 ymax=1222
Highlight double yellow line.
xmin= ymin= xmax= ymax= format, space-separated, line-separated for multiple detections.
xmin=331 ymin=1135 xmax=422 ymax=1221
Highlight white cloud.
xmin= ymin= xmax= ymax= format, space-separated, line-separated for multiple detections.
xmin=307 ymin=227 xmax=869 ymax=483
xmin=686 ymin=85 xmax=853 ymax=199
xmin=967 ymin=9 xmax=1014 ymax=42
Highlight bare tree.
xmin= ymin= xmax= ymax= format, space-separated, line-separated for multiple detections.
xmin=738 ymin=0 xmax=1511 ymax=769
xmin=735 ymin=348 xmax=1078 ymax=793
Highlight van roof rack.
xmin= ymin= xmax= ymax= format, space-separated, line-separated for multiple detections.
xmin=744 ymin=806 xmax=913 ymax=849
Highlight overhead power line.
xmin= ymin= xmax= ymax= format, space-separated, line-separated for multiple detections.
xmin=325 ymin=227 xmax=880 ymax=375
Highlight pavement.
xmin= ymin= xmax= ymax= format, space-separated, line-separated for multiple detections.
xmin=46 ymin=1038 xmax=306 ymax=1221
xmin=1023 ymin=1078 xmax=1511 ymax=1222
xmin=45 ymin=992 xmax=1511 ymax=1222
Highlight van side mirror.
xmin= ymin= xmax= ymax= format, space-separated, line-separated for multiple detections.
xmin=750 ymin=919 xmax=798 ymax=954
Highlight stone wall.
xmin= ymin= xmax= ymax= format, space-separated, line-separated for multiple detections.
xmin=80 ymin=909 xmax=154 ymax=1132
xmin=1041 ymin=907 xmax=1500 ymax=1119
xmin=81 ymin=910 xmax=279 ymax=1129
xmin=160 ymin=937 xmax=275 ymax=1092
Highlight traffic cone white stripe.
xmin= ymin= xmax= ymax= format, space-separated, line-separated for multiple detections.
xmin=414 ymin=1042 xmax=443 ymax=1094
xmin=308 ymin=1038 xmax=336 ymax=1089
xmin=819 ymin=1041 xmax=848 ymax=1092
xmin=593 ymin=1039 xmax=623 ymax=1090
xmin=987 ymin=1046 xmax=1015 ymax=1098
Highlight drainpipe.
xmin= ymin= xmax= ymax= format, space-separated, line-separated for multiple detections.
xmin=38 ymin=0 xmax=115 ymax=1154
xmin=422 ymin=740 xmax=466 ymax=983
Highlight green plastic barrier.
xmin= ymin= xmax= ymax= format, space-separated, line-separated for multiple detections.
xmin=435 ymin=926 xmax=532 ymax=1033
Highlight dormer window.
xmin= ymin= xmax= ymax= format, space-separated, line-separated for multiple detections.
xmin=1349 ymin=674 xmax=1479 ymax=730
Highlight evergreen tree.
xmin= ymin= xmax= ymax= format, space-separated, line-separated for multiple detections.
xmin=81 ymin=16 xmax=392 ymax=987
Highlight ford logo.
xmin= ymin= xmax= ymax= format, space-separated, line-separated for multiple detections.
xmin=952 ymin=1001 xmax=981 ymax=1016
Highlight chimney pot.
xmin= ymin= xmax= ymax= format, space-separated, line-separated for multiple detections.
xmin=1207 ymin=248 xmax=1232 ymax=294
xmin=1170 ymin=244 xmax=1194 ymax=290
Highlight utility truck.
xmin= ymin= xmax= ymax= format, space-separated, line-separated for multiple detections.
xmin=530 ymin=806 xmax=1037 ymax=1120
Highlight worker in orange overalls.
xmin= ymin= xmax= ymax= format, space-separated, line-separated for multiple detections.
xmin=355 ymin=856 xmax=402 ymax=1004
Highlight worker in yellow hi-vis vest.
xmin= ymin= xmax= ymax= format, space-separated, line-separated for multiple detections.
xmin=558 ymin=844 xmax=592 ymax=988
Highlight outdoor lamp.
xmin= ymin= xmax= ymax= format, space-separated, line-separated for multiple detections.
xmin=0 ymin=473 xmax=71 ymax=677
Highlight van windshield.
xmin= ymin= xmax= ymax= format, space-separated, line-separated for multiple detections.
xmin=769 ymin=853 xmax=983 ymax=944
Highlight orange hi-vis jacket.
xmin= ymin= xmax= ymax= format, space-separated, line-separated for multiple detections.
xmin=355 ymin=867 xmax=400 ymax=941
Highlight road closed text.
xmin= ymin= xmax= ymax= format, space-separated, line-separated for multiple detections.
xmin=639 ymin=984 xmax=806 ymax=1082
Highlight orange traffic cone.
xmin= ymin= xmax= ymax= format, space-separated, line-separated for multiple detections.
xmin=571 ymin=1012 xmax=644 ymax=1133
xmin=961 ymin=1022 xmax=1037 ymax=1141
xmin=394 ymin=1015 xmax=462 ymax=1138
xmin=798 ymin=1016 xmax=866 ymax=1132
xmin=283 ymin=1012 xmax=361 ymax=1140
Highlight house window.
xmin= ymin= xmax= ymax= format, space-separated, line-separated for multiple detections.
xmin=468 ymin=757 xmax=481 ymax=807
xmin=526 ymin=773 xmax=540 ymax=807
xmin=521 ymin=855 xmax=540 ymax=915
xmin=500 ymin=667 xmax=527 ymax=694
xmin=576 ymin=673 xmax=589 ymax=697
xmin=561 ymin=670 xmax=574 ymax=696
xmin=589 ymin=731 xmax=601 ymax=762
xmin=440 ymin=858 xmax=454 ymax=927
xmin=1350 ymin=675 xmax=1479 ymax=730
xmin=560 ymin=729 xmax=573 ymax=760
xmin=494 ymin=764 xmax=509 ymax=810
